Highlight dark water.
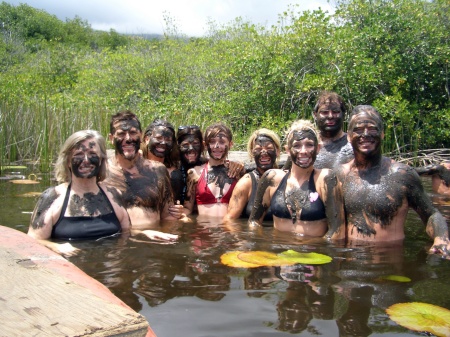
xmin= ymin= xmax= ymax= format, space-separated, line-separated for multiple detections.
xmin=1 ymin=167 xmax=450 ymax=337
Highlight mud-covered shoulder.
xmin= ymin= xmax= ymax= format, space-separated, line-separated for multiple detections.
xmin=320 ymin=168 xmax=338 ymax=190
xmin=30 ymin=186 xmax=62 ymax=229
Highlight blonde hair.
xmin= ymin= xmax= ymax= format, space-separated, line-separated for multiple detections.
xmin=54 ymin=130 xmax=107 ymax=184
xmin=246 ymin=128 xmax=281 ymax=160
xmin=285 ymin=120 xmax=321 ymax=147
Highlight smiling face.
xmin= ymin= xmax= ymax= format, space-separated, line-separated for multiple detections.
xmin=348 ymin=112 xmax=384 ymax=156
xmin=146 ymin=126 xmax=174 ymax=159
xmin=110 ymin=119 xmax=141 ymax=160
xmin=252 ymin=135 xmax=278 ymax=172
xmin=314 ymin=101 xmax=344 ymax=138
xmin=179 ymin=134 xmax=202 ymax=167
xmin=288 ymin=130 xmax=319 ymax=169
xmin=70 ymin=138 xmax=102 ymax=179
xmin=206 ymin=132 xmax=231 ymax=161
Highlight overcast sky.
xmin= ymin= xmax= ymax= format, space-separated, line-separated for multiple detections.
xmin=4 ymin=0 xmax=335 ymax=36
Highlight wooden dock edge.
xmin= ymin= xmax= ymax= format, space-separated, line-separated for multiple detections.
xmin=0 ymin=226 xmax=156 ymax=337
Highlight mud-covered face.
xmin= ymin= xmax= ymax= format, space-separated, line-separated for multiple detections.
xmin=111 ymin=120 xmax=141 ymax=160
xmin=146 ymin=126 xmax=174 ymax=158
xmin=206 ymin=132 xmax=231 ymax=161
xmin=348 ymin=112 xmax=383 ymax=156
xmin=252 ymin=135 xmax=277 ymax=172
xmin=315 ymin=101 xmax=343 ymax=137
xmin=288 ymin=130 xmax=318 ymax=169
xmin=70 ymin=139 xmax=101 ymax=179
xmin=179 ymin=134 xmax=202 ymax=166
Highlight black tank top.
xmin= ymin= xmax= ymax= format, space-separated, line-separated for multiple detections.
xmin=270 ymin=171 xmax=326 ymax=221
xmin=242 ymin=171 xmax=273 ymax=223
xmin=52 ymin=184 xmax=122 ymax=240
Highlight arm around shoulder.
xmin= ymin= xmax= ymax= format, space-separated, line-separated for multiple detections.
xmin=320 ymin=168 xmax=345 ymax=241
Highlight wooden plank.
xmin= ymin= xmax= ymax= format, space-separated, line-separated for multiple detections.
xmin=0 ymin=226 xmax=155 ymax=337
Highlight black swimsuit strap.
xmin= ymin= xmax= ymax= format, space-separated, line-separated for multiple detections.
xmin=308 ymin=170 xmax=317 ymax=193
xmin=56 ymin=183 xmax=72 ymax=224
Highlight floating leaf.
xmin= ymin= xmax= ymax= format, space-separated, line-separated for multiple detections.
xmin=386 ymin=302 xmax=450 ymax=337
xmin=278 ymin=250 xmax=333 ymax=265
xmin=237 ymin=251 xmax=295 ymax=267
xmin=220 ymin=251 xmax=262 ymax=268
xmin=379 ymin=275 xmax=411 ymax=283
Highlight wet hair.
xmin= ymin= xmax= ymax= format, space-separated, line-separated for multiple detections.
xmin=313 ymin=91 xmax=346 ymax=114
xmin=204 ymin=122 xmax=233 ymax=144
xmin=54 ymin=130 xmax=107 ymax=184
xmin=285 ymin=120 xmax=320 ymax=148
xmin=176 ymin=125 xmax=205 ymax=154
xmin=247 ymin=128 xmax=281 ymax=159
xmin=109 ymin=110 xmax=141 ymax=134
xmin=348 ymin=105 xmax=384 ymax=132
xmin=141 ymin=118 xmax=179 ymax=168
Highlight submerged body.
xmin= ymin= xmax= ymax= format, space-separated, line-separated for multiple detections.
xmin=337 ymin=105 xmax=450 ymax=257
xmin=249 ymin=120 xmax=345 ymax=240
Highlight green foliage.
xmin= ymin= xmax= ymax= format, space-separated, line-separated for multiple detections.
xmin=0 ymin=0 xmax=448 ymax=165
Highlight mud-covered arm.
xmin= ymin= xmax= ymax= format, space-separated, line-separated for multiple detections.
xmin=170 ymin=169 xmax=184 ymax=203
xmin=248 ymin=170 xmax=276 ymax=227
xmin=415 ymin=164 xmax=450 ymax=187
xmin=28 ymin=187 xmax=60 ymax=240
xmin=321 ymin=170 xmax=345 ymax=240
xmin=224 ymin=174 xmax=252 ymax=221
xmin=28 ymin=186 xmax=80 ymax=256
xmin=182 ymin=168 xmax=198 ymax=215
xmin=407 ymin=167 xmax=450 ymax=258
xmin=226 ymin=160 xmax=245 ymax=179
xmin=158 ymin=166 xmax=183 ymax=221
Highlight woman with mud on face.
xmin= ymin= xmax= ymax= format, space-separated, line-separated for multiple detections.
xmin=28 ymin=130 xmax=131 ymax=256
xmin=248 ymin=120 xmax=345 ymax=240
xmin=183 ymin=122 xmax=240 ymax=218
xmin=142 ymin=119 xmax=183 ymax=203
xmin=224 ymin=128 xmax=281 ymax=223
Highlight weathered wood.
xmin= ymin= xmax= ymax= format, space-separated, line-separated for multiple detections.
xmin=0 ymin=226 xmax=154 ymax=337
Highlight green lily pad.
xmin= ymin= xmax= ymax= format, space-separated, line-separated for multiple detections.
xmin=379 ymin=275 xmax=411 ymax=282
xmin=220 ymin=251 xmax=262 ymax=268
xmin=278 ymin=250 xmax=333 ymax=265
xmin=237 ymin=251 xmax=295 ymax=267
xmin=386 ymin=302 xmax=450 ymax=337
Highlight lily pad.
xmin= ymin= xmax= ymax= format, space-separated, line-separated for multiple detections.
xmin=278 ymin=250 xmax=333 ymax=265
xmin=386 ymin=302 xmax=450 ymax=337
xmin=220 ymin=251 xmax=262 ymax=268
xmin=378 ymin=275 xmax=411 ymax=283
xmin=237 ymin=251 xmax=296 ymax=267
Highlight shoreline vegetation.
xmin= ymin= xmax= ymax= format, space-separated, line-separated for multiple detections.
xmin=1 ymin=0 xmax=449 ymax=172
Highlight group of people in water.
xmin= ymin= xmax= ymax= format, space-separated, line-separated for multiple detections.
xmin=27 ymin=91 xmax=450 ymax=259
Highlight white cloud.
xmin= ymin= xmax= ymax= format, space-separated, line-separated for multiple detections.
xmin=4 ymin=0 xmax=334 ymax=36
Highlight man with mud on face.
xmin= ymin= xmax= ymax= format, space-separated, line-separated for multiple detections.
xmin=283 ymin=91 xmax=353 ymax=171
xmin=336 ymin=105 xmax=450 ymax=259
xmin=103 ymin=110 xmax=185 ymax=241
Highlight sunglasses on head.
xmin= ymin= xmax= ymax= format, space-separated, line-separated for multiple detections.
xmin=178 ymin=125 xmax=200 ymax=133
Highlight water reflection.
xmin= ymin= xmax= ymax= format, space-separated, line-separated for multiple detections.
xmin=1 ymin=171 xmax=450 ymax=336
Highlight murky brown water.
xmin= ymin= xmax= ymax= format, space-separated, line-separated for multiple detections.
xmin=1 ymin=166 xmax=450 ymax=337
